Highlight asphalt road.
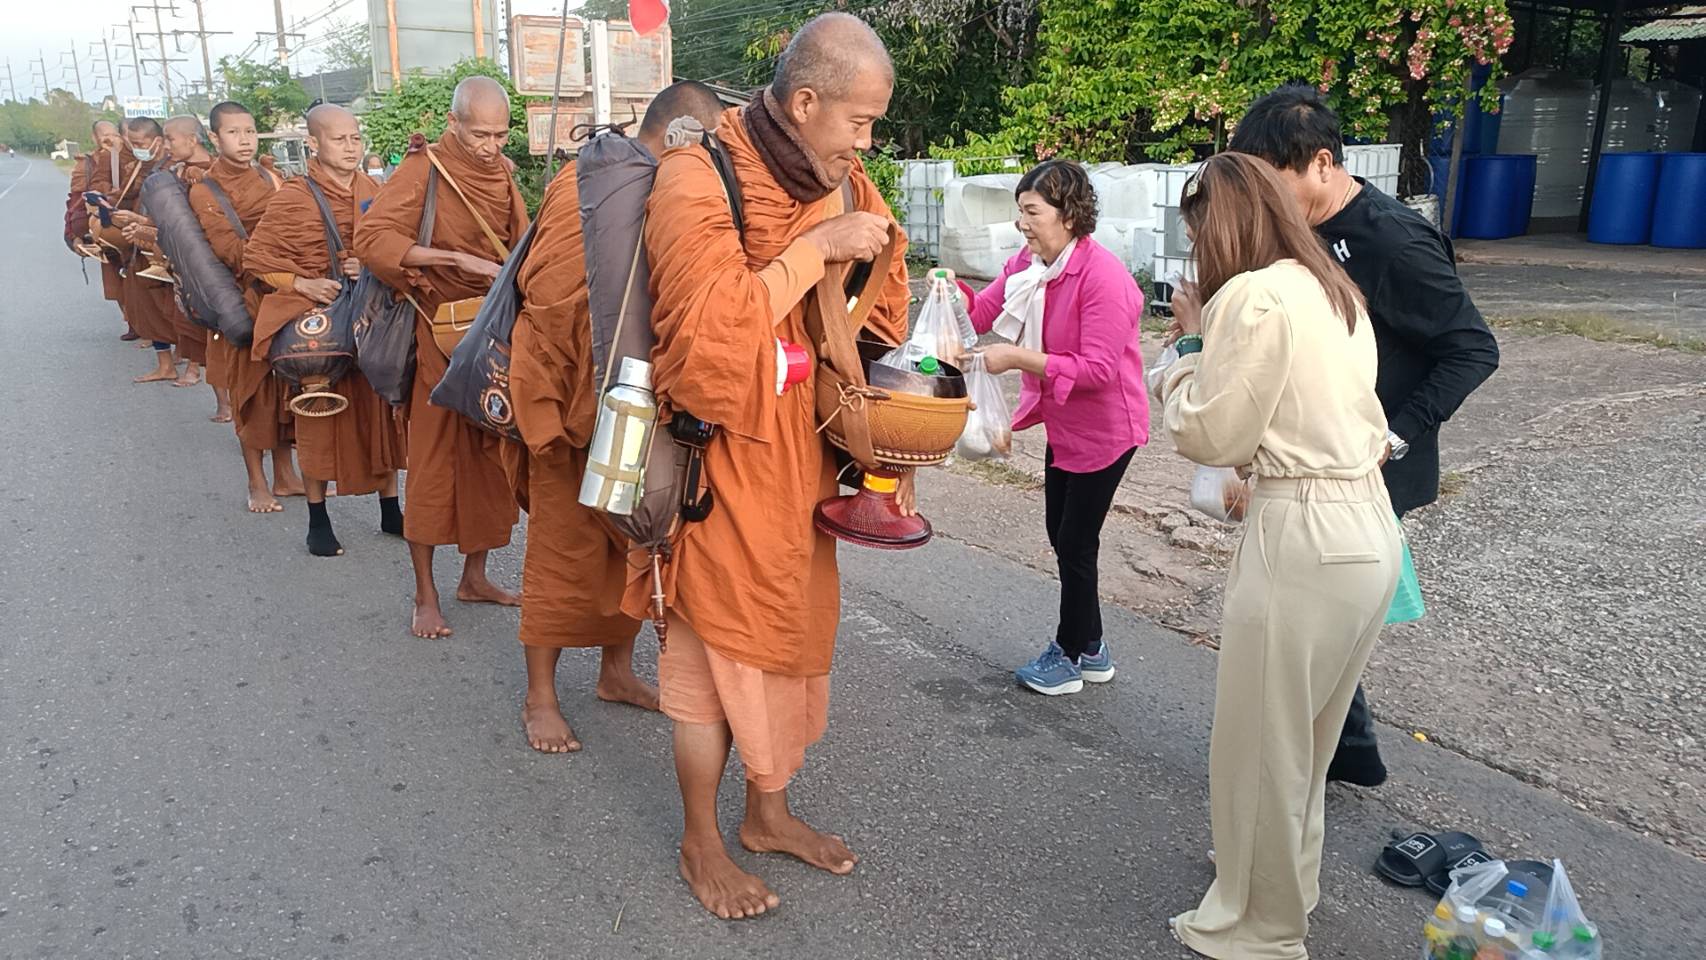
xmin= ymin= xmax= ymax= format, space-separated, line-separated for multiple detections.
xmin=3 ymin=153 xmax=1701 ymax=959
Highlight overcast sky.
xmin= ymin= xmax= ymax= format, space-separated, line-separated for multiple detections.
xmin=1 ymin=0 xmax=580 ymax=105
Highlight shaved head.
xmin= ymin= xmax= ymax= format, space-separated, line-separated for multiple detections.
xmin=637 ymin=80 xmax=725 ymax=154
xmin=773 ymin=12 xmax=893 ymax=102
xmin=92 ymin=119 xmax=119 ymax=137
xmin=126 ymin=116 xmax=163 ymax=138
xmin=164 ymin=115 xmax=203 ymax=139
xmin=445 ymin=75 xmax=513 ymax=166
xmin=306 ymin=104 xmax=363 ymax=177
xmin=450 ymin=75 xmax=510 ymax=121
xmin=767 ymin=12 xmax=894 ymax=186
xmin=163 ymin=115 xmax=208 ymax=163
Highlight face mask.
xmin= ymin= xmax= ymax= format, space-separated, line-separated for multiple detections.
xmin=132 ymin=143 xmax=156 ymax=161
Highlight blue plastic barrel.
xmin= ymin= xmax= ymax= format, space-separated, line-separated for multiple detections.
xmin=1587 ymin=152 xmax=1663 ymax=244
xmin=1651 ymin=153 xmax=1706 ymax=249
xmin=1456 ymin=155 xmax=1538 ymax=239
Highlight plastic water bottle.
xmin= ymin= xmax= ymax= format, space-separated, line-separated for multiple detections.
xmin=1424 ymin=901 xmax=1465 ymax=959
xmin=1475 ymin=917 xmax=1517 ymax=959
xmin=1556 ymin=923 xmax=1601 ymax=959
xmin=1482 ymin=879 xmax=1539 ymax=929
xmin=916 ymin=355 xmax=942 ymax=376
xmin=1442 ymin=904 xmax=1482 ymax=960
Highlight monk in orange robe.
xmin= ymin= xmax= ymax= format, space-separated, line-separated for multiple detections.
xmin=92 ymin=117 xmax=179 ymax=384
xmin=68 ymin=120 xmax=129 ymax=335
xmin=126 ymin=115 xmax=214 ymax=391
xmin=635 ymin=13 xmax=912 ymax=919
xmin=355 ymin=76 xmax=525 ymax=639
xmin=246 ymin=104 xmax=405 ymax=557
xmin=186 ymin=100 xmax=306 ymax=513
xmin=504 ymin=82 xmax=727 ymax=754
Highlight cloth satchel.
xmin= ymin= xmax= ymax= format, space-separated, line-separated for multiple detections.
xmin=351 ymin=169 xmax=436 ymax=407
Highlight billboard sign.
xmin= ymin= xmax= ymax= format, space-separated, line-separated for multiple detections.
xmin=509 ymin=15 xmax=588 ymax=97
xmin=124 ymin=96 xmax=165 ymax=118
xmin=369 ymin=0 xmax=503 ymax=92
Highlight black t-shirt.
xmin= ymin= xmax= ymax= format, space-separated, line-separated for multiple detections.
xmin=1317 ymin=179 xmax=1500 ymax=513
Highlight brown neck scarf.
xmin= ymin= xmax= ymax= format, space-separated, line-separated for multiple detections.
xmin=742 ymin=88 xmax=840 ymax=204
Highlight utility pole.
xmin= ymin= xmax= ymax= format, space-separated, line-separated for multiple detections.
xmin=121 ymin=24 xmax=145 ymax=96
xmin=132 ymin=2 xmax=188 ymax=112
xmin=64 ymin=46 xmax=86 ymax=102
xmin=174 ymin=0 xmax=230 ymax=97
xmin=273 ymin=0 xmax=290 ymax=66
xmin=32 ymin=50 xmax=49 ymax=98
xmin=100 ymin=38 xmax=119 ymax=104
xmin=4 ymin=60 xmax=16 ymax=102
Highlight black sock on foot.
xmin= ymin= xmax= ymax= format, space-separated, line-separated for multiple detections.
xmin=1326 ymin=743 xmax=1388 ymax=787
xmin=379 ymin=496 xmax=404 ymax=536
xmin=307 ymin=500 xmax=343 ymax=556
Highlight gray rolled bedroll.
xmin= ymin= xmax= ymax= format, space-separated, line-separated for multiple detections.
xmin=140 ymin=168 xmax=255 ymax=345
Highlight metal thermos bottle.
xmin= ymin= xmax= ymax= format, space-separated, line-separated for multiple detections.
xmin=579 ymin=357 xmax=658 ymax=516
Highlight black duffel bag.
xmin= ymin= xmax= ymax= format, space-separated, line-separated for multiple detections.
xmin=352 ymin=166 xmax=437 ymax=407
xmin=266 ymin=179 xmax=357 ymax=418
xmin=141 ymin=168 xmax=253 ymax=341
xmin=428 ymin=218 xmax=537 ymax=441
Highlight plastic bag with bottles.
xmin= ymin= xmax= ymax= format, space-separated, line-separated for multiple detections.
xmin=1421 ymin=858 xmax=1600 ymax=960
xmin=878 ymin=269 xmax=978 ymax=374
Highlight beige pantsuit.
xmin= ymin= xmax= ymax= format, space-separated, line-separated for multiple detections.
xmin=1158 ymin=261 xmax=1401 ymax=960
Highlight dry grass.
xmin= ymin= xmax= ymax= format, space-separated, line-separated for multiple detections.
xmin=950 ymin=457 xmax=1043 ymax=491
xmin=1438 ymin=470 xmax=1470 ymax=498
xmin=1488 ymin=313 xmax=1706 ymax=355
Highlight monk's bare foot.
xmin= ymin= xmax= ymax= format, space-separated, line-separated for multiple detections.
xmin=210 ymin=409 xmax=233 ymax=423
xmin=134 ymin=368 xmax=175 ymax=383
xmin=272 ymin=477 xmax=306 ymax=499
xmin=456 ymin=577 xmax=520 ymax=606
xmin=173 ymin=368 xmax=202 ymax=388
xmin=411 ymin=602 xmax=453 ymax=639
xmin=679 ymin=838 xmax=778 ymax=920
xmin=596 ymin=673 xmax=660 ymax=712
xmin=120 ymin=330 xmax=140 ymax=342
xmin=247 ymin=488 xmax=284 ymax=513
xmin=740 ymin=814 xmax=858 ymax=875
xmin=523 ymin=697 xmax=581 ymax=753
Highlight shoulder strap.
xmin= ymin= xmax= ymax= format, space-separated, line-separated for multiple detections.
xmin=417 ymin=165 xmax=438 ymax=247
xmin=423 ymin=146 xmax=508 ymax=260
xmin=301 ymin=178 xmax=345 ymax=278
xmin=703 ymin=134 xmax=745 ymax=243
xmin=109 ymin=150 xmax=120 ymax=190
xmin=201 ymin=178 xmax=248 ymax=241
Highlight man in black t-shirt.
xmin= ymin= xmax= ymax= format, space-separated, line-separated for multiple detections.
xmin=1231 ymin=85 xmax=1500 ymax=787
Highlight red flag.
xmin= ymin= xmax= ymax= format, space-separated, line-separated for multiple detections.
xmin=629 ymin=0 xmax=669 ymax=35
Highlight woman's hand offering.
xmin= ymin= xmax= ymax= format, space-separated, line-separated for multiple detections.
xmin=979 ymin=343 xmax=1020 ymax=375
xmin=1171 ymin=279 xmax=1203 ymax=337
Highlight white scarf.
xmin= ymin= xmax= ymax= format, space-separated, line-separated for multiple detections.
xmin=993 ymin=238 xmax=1077 ymax=352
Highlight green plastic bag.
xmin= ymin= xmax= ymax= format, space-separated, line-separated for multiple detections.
xmin=1386 ymin=520 xmax=1425 ymax=625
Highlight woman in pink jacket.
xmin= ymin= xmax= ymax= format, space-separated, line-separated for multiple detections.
xmin=960 ymin=160 xmax=1150 ymax=696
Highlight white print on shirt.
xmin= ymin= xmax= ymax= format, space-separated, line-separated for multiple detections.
xmin=1332 ymin=239 xmax=1351 ymax=262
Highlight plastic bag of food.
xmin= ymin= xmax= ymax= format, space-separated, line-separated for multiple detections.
xmin=1190 ymin=466 xmax=1250 ymax=522
xmin=1146 ymin=342 xmax=1180 ymax=395
xmin=1532 ymin=860 xmax=1599 ymax=959
xmin=880 ymin=270 xmax=976 ymax=371
xmin=954 ymin=352 xmax=1012 ymax=460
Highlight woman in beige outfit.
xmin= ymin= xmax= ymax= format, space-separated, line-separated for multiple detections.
xmin=1158 ymin=153 xmax=1402 ymax=960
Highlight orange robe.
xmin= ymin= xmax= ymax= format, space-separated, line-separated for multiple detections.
xmin=69 ymin=153 xmax=123 ymax=303
xmin=244 ymin=160 xmax=404 ymax=496
xmin=187 ymin=156 xmax=288 ymax=448
xmin=501 ymin=161 xmax=639 ymax=649
xmin=354 ymin=132 xmax=526 ymax=553
xmin=633 ymin=106 xmax=911 ymax=679
xmin=89 ymin=145 xmax=173 ymax=344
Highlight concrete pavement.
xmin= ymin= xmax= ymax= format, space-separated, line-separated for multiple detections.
xmin=3 ymin=154 xmax=1701 ymax=959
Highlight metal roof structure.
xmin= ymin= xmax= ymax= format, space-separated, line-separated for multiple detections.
xmin=1622 ymin=5 xmax=1706 ymax=40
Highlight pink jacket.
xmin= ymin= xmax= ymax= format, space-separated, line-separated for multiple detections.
xmin=966 ymin=237 xmax=1149 ymax=473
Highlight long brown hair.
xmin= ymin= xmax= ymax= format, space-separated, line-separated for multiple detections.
xmin=1180 ymin=152 xmax=1365 ymax=332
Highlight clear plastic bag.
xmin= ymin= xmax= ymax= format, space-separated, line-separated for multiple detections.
xmin=880 ymin=270 xmax=977 ymax=372
xmin=1190 ymin=465 xmax=1250 ymax=522
xmin=954 ymin=352 xmax=1012 ymax=460
xmin=1146 ymin=342 xmax=1180 ymax=395
xmin=1534 ymin=860 xmax=1599 ymax=959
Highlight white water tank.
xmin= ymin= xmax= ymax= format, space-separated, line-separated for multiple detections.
xmin=1596 ymin=77 xmax=1660 ymax=152
xmin=1653 ymin=80 xmax=1703 ymax=152
xmin=1497 ymin=69 xmax=1597 ymax=218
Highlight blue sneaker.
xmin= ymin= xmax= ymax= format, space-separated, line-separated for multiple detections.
xmin=1015 ymin=643 xmax=1083 ymax=695
xmin=1079 ymin=642 xmax=1116 ymax=683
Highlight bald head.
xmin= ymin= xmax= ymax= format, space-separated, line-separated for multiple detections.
xmin=446 ymin=76 xmax=513 ymax=166
xmin=450 ymin=76 xmax=510 ymax=121
xmin=773 ymin=12 xmax=893 ymax=102
xmin=306 ymin=104 xmax=363 ymax=178
xmin=637 ymin=81 xmax=726 ymax=155
xmin=92 ymin=119 xmax=121 ymax=152
xmin=163 ymin=115 xmax=208 ymax=164
xmin=768 ymin=12 xmax=893 ymax=186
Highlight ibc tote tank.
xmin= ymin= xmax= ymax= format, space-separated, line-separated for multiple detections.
xmin=1497 ymin=69 xmax=1597 ymax=218
xmin=1595 ymin=77 xmax=1660 ymax=153
xmin=1653 ymin=80 xmax=1703 ymax=153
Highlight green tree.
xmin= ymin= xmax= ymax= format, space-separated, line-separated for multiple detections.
xmin=0 ymin=91 xmax=118 ymax=154
xmin=321 ymin=19 xmax=374 ymax=73
xmin=217 ymin=57 xmax=311 ymax=132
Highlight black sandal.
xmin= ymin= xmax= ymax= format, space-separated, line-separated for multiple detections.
xmin=1375 ymin=831 xmax=1487 ymax=888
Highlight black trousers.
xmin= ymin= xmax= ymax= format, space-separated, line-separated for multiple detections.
xmin=1336 ymin=506 xmax=1408 ymax=754
xmin=1044 ymin=445 xmax=1137 ymax=661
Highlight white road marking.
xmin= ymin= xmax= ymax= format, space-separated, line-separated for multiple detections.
xmin=0 ymin=160 xmax=36 ymax=202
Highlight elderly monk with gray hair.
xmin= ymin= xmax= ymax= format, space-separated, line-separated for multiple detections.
xmin=355 ymin=75 xmax=528 ymax=640
xmin=632 ymin=12 xmax=911 ymax=919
